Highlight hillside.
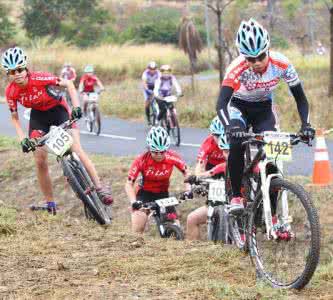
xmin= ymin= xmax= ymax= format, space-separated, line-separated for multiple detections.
xmin=0 ymin=137 xmax=332 ymax=299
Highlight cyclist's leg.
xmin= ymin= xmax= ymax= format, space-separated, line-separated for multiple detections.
xmin=228 ymin=104 xmax=248 ymax=199
xmin=82 ymin=93 xmax=88 ymax=116
xmin=157 ymin=99 xmax=167 ymax=121
xmin=143 ymin=90 xmax=151 ymax=124
xmin=131 ymin=189 xmax=151 ymax=233
xmin=29 ymin=109 xmax=54 ymax=203
xmin=186 ymin=206 xmax=208 ymax=240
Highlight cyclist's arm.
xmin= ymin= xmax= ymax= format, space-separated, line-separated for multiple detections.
xmin=10 ymin=112 xmax=25 ymax=141
xmin=141 ymin=72 xmax=149 ymax=90
xmin=125 ymin=180 xmax=137 ymax=203
xmin=195 ymin=161 xmax=208 ymax=176
xmin=153 ymin=78 xmax=161 ymax=98
xmin=216 ymin=86 xmax=234 ymax=127
xmin=59 ymin=79 xmax=80 ymax=107
xmin=78 ymin=80 xmax=84 ymax=93
xmin=289 ymin=83 xmax=310 ymax=125
xmin=172 ymin=76 xmax=182 ymax=96
xmin=96 ymin=78 xmax=104 ymax=91
xmin=72 ymin=69 xmax=77 ymax=81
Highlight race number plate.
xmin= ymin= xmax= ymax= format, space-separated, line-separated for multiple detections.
xmin=263 ymin=131 xmax=292 ymax=161
xmin=156 ymin=197 xmax=179 ymax=207
xmin=208 ymin=180 xmax=226 ymax=202
xmin=45 ymin=127 xmax=73 ymax=156
xmin=88 ymin=93 xmax=99 ymax=102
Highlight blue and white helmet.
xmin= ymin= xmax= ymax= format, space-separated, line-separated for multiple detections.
xmin=84 ymin=65 xmax=94 ymax=73
xmin=209 ymin=116 xmax=225 ymax=136
xmin=1 ymin=47 xmax=27 ymax=71
xmin=236 ymin=18 xmax=270 ymax=58
xmin=218 ymin=132 xmax=230 ymax=150
xmin=146 ymin=126 xmax=170 ymax=152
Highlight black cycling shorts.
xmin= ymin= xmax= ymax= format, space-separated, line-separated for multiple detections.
xmin=228 ymin=98 xmax=277 ymax=132
xmin=29 ymin=104 xmax=71 ymax=138
xmin=136 ymin=189 xmax=176 ymax=214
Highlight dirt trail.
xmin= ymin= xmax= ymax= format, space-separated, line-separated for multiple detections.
xmin=0 ymin=147 xmax=332 ymax=299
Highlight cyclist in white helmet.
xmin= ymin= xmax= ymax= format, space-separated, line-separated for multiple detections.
xmin=60 ymin=62 xmax=76 ymax=82
xmin=2 ymin=47 xmax=113 ymax=214
xmin=154 ymin=65 xmax=182 ymax=122
xmin=186 ymin=117 xmax=230 ymax=240
xmin=216 ymin=18 xmax=315 ymax=214
xmin=125 ymin=126 xmax=191 ymax=234
xmin=142 ymin=61 xmax=160 ymax=125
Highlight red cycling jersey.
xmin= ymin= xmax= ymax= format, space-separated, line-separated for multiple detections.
xmin=197 ymin=135 xmax=227 ymax=175
xmin=128 ymin=150 xmax=187 ymax=193
xmin=5 ymin=71 xmax=67 ymax=112
xmin=80 ymin=74 xmax=98 ymax=93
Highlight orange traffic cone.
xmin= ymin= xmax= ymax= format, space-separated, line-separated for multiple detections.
xmin=310 ymin=129 xmax=333 ymax=186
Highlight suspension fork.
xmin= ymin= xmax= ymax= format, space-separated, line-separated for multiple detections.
xmin=259 ymin=160 xmax=283 ymax=240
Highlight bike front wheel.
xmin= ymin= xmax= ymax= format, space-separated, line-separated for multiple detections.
xmin=167 ymin=110 xmax=181 ymax=146
xmin=93 ymin=107 xmax=101 ymax=135
xmin=61 ymin=154 xmax=112 ymax=225
xmin=207 ymin=206 xmax=230 ymax=243
xmin=248 ymin=178 xmax=320 ymax=289
xmin=162 ymin=223 xmax=184 ymax=240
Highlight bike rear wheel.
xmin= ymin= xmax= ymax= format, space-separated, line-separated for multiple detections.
xmin=163 ymin=224 xmax=184 ymax=240
xmin=61 ymin=154 xmax=112 ymax=225
xmin=150 ymin=99 xmax=159 ymax=126
xmin=248 ymin=178 xmax=320 ymax=289
xmin=167 ymin=110 xmax=180 ymax=146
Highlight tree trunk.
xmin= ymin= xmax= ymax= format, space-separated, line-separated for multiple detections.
xmin=329 ymin=7 xmax=333 ymax=96
xmin=216 ymin=9 xmax=224 ymax=84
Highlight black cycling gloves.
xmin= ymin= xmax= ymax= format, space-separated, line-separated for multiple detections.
xmin=20 ymin=137 xmax=35 ymax=153
xmin=71 ymin=107 xmax=82 ymax=120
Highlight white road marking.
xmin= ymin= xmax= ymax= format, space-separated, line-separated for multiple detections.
xmin=180 ymin=142 xmax=200 ymax=148
xmin=80 ymin=130 xmax=136 ymax=141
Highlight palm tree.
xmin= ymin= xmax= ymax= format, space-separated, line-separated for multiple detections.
xmin=179 ymin=16 xmax=203 ymax=92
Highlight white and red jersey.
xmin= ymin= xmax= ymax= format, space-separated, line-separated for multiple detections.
xmin=5 ymin=71 xmax=67 ymax=112
xmin=222 ymin=51 xmax=300 ymax=102
xmin=128 ymin=150 xmax=187 ymax=193
xmin=60 ymin=67 xmax=76 ymax=81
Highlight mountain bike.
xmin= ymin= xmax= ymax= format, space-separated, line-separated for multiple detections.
xmin=186 ymin=176 xmax=243 ymax=245
xmin=84 ymin=92 xmax=101 ymax=135
xmin=188 ymin=131 xmax=320 ymax=289
xmin=141 ymin=195 xmax=186 ymax=240
xmin=157 ymin=95 xmax=181 ymax=146
xmin=27 ymin=119 xmax=112 ymax=225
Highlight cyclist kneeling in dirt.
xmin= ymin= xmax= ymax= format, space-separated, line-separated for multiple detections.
xmin=125 ymin=126 xmax=192 ymax=234
xmin=1 ymin=47 xmax=113 ymax=214
xmin=153 ymin=65 xmax=182 ymax=123
xmin=186 ymin=117 xmax=230 ymax=240
xmin=79 ymin=65 xmax=105 ymax=118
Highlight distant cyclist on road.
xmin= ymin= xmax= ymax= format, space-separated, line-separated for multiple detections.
xmin=153 ymin=65 xmax=182 ymax=123
xmin=79 ymin=65 xmax=105 ymax=118
xmin=125 ymin=126 xmax=192 ymax=234
xmin=2 ymin=47 xmax=113 ymax=214
xmin=216 ymin=18 xmax=315 ymax=215
xmin=186 ymin=117 xmax=230 ymax=240
xmin=142 ymin=61 xmax=160 ymax=126
xmin=60 ymin=62 xmax=77 ymax=107
xmin=60 ymin=62 xmax=77 ymax=82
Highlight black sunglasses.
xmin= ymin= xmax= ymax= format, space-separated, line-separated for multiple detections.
xmin=151 ymin=151 xmax=166 ymax=155
xmin=7 ymin=67 xmax=26 ymax=75
xmin=245 ymin=52 xmax=267 ymax=63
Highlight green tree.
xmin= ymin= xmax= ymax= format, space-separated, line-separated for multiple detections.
xmin=0 ymin=3 xmax=16 ymax=45
xmin=22 ymin=0 xmax=111 ymax=47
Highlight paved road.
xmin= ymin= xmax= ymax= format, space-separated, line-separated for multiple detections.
xmin=1 ymin=103 xmax=332 ymax=176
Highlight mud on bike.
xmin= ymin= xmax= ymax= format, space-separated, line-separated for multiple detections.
xmin=27 ymin=119 xmax=112 ymax=225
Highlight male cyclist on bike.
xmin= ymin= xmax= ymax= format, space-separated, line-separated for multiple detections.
xmin=2 ymin=47 xmax=113 ymax=214
xmin=186 ymin=117 xmax=230 ymax=240
xmin=216 ymin=19 xmax=315 ymax=215
xmin=79 ymin=65 xmax=105 ymax=118
xmin=125 ymin=126 xmax=192 ymax=234
xmin=142 ymin=61 xmax=160 ymax=126
xmin=153 ymin=65 xmax=182 ymax=123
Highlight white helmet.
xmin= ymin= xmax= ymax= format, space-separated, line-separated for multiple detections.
xmin=147 ymin=61 xmax=157 ymax=69
xmin=236 ymin=18 xmax=270 ymax=58
xmin=1 ymin=47 xmax=27 ymax=71
xmin=146 ymin=126 xmax=170 ymax=152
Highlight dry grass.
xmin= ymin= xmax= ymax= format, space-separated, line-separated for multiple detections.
xmin=0 ymin=137 xmax=332 ymax=299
